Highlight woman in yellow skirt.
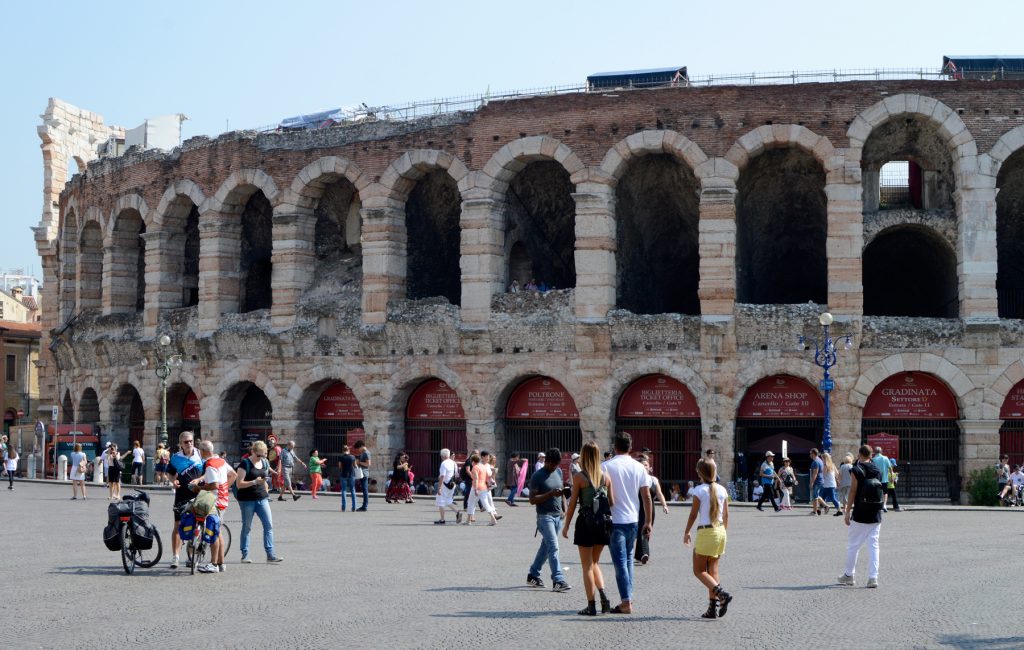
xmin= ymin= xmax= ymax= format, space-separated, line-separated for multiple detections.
xmin=683 ymin=458 xmax=732 ymax=619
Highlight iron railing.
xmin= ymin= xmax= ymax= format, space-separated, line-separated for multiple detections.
xmin=240 ymin=66 xmax=984 ymax=134
xmin=862 ymin=418 xmax=960 ymax=501
xmin=1000 ymin=420 xmax=1024 ymax=468
xmin=998 ymin=289 xmax=1024 ymax=319
xmin=403 ymin=419 xmax=467 ymax=485
xmin=504 ymin=418 xmax=582 ymax=481
xmin=615 ymin=417 xmax=702 ymax=486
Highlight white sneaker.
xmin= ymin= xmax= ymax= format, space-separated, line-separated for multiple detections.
xmin=866 ymin=577 xmax=878 ymax=588
xmin=170 ymin=556 xmax=180 ymax=569
xmin=218 ymin=564 xmax=226 ymax=573
xmin=837 ymin=573 xmax=854 ymax=586
xmin=197 ymin=563 xmax=219 ymax=573
xmin=240 ymin=555 xmax=252 ymax=564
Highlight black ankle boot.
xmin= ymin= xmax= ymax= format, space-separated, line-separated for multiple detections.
xmin=701 ymin=599 xmax=717 ymax=619
xmin=578 ymin=600 xmax=597 ymax=616
xmin=713 ymin=585 xmax=733 ymax=617
xmin=599 ymin=590 xmax=611 ymax=613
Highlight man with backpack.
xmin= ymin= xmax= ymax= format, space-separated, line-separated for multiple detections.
xmin=838 ymin=444 xmax=885 ymax=588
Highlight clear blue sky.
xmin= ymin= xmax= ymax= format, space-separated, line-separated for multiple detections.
xmin=1 ymin=0 xmax=1021 ymax=280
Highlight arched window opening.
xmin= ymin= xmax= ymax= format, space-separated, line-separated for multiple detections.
xmin=110 ymin=209 xmax=146 ymax=313
xmin=736 ymin=148 xmax=827 ymax=305
xmin=862 ymin=117 xmax=954 ymax=213
xmin=112 ymin=384 xmax=145 ymax=448
xmin=879 ymin=160 xmax=923 ymax=210
xmin=167 ymin=383 xmax=201 ymax=440
xmin=238 ymin=383 xmax=272 ymax=459
xmin=615 ymin=154 xmax=700 ymax=314
xmin=315 ymin=178 xmax=361 ymax=259
xmin=79 ymin=388 xmax=100 ymax=426
xmin=505 ymin=161 xmax=575 ymax=291
xmin=502 ymin=377 xmax=581 ymax=480
xmin=863 ymin=225 xmax=957 ymax=318
xmin=240 ymin=191 xmax=273 ymax=312
xmin=406 ymin=170 xmax=461 ymax=304
xmin=405 ymin=379 xmax=466 ymax=482
xmin=78 ymin=222 xmax=103 ymax=310
xmin=508 ymin=242 xmax=532 ymax=288
xmin=997 ymin=149 xmax=1024 ymax=318
xmin=61 ymin=390 xmax=75 ymax=424
xmin=312 ymin=381 xmax=364 ymax=482
xmin=60 ymin=210 xmax=78 ymax=322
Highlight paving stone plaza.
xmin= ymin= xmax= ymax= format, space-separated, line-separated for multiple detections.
xmin=2 ymin=480 xmax=1019 ymax=649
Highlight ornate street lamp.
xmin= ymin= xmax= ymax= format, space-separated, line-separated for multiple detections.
xmin=798 ymin=312 xmax=853 ymax=454
xmin=141 ymin=335 xmax=183 ymax=447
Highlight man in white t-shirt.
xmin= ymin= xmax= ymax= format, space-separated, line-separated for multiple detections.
xmin=601 ymin=433 xmax=653 ymax=614
xmin=189 ymin=440 xmax=236 ymax=573
xmin=435 ymin=448 xmax=459 ymax=524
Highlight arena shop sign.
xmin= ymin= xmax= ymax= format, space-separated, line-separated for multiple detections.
xmin=999 ymin=379 xmax=1024 ymax=419
xmin=863 ymin=372 xmax=958 ymax=419
xmin=617 ymin=374 xmax=700 ymax=418
xmin=737 ymin=375 xmax=824 ymax=419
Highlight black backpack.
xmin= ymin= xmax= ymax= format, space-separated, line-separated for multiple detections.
xmin=857 ymin=462 xmax=885 ymax=506
xmin=583 ymin=473 xmax=612 ymax=534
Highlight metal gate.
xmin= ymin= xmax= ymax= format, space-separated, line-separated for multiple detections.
xmin=504 ymin=418 xmax=581 ymax=479
xmin=615 ymin=417 xmax=701 ymax=486
xmin=735 ymin=418 xmax=823 ymax=501
xmin=999 ymin=420 xmax=1024 ymax=468
xmin=405 ymin=418 xmax=466 ymax=483
xmin=862 ymin=418 xmax=960 ymax=501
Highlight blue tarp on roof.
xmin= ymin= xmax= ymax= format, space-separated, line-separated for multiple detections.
xmin=943 ymin=56 xmax=1024 ymax=79
xmin=278 ymin=108 xmax=349 ymax=130
xmin=587 ymin=66 xmax=687 ymax=90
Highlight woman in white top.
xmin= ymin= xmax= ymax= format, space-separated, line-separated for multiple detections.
xmin=69 ymin=443 xmax=88 ymax=500
xmin=4 ymin=444 xmax=18 ymax=489
xmin=130 ymin=440 xmax=146 ymax=485
xmin=683 ymin=458 xmax=732 ymax=619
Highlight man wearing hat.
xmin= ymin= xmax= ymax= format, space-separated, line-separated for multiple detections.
xmin=755 ymin=451 xmax=781 ymax=512
xmin=570 ymin=452 xmax=582 ymax=481
xmin=504 ymin=452 xmax=525 ymax=507
xmin=534 ymin=452 xmax=546 ymax=474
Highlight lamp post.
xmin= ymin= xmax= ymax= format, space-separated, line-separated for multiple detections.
xmin=142 ymin=335 xmax=183 ymax=448
xmin=799 ymin=312 xmax=853 ymax=454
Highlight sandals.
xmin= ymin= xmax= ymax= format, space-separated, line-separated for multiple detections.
xmin=600 ymin=594 xmax=611 ymax=614
xmin=609 ymin=605 xmax=632 ymax=614
xmin=577 ymin=601 xmax=597 ymax=616
xmin=713 ymin=585 xmax=733 ymax=617
xmin=701 ymin=599 xmax=718 ymax=619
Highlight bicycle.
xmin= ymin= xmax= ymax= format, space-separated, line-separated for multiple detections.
xmin=117 ymin=491 xmax=163 ymax=575
xmin=185 ymin=507 xmax=233 ymax=575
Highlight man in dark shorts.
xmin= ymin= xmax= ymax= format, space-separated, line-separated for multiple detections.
xmin=166 ymin=431 xmax=203 ymax=569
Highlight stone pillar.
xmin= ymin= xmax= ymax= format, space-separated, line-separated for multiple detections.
xmin=698 ymin=187 xmax=737 ymax=317
xmin=270 ymin=211 xmax=317 ymax=329
xmin=572 ymin=190 xmax=616 ymax=322
xmin=955 ymin=188 xmax=999 ymax=324
xmin=34 ymin=236 xmax=60 ymax=410
xmin=197 ymin=215 xmax=242 ymax=333
xmin=360 ymin=203 xmax=406 ymax=326
xmin=141 ymin=230 xmax=171 ymax=335
xmin=825 ymin=181 xmax=864 ymax=315
xmin=861 ymin=170 xmax=879 ymax=213
xmin=958 ymin=419 xmax=1001 ymax=503
xmin=459 ymin=198 xmax=504 ymax=326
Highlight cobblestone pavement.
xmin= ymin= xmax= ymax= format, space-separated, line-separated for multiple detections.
xmin=2 ymin=480 xmax=1021 ymax=649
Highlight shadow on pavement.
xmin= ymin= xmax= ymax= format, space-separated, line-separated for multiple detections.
xmin=935 ymin=635 xmax=1024 ymax=649
xmin=744 ymin=584 xmax=835 ymax=591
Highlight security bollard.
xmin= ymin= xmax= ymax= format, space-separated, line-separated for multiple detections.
xmin=26 ymin=454 xmax=36 ymax=479
xmin=94 ymin=456 xmax=105 ymax=485
xmin=145 ymin=457 xmax=154 ymax=485
xmin=57 ymin=455 xmax=68 ymax=482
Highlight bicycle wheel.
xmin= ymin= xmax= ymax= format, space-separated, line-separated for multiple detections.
xmin=136 ymin=528 xmax=163 ymax=568
xmin=221 ymin=523 xmax=232 ymax=558
xmin=120 ymin=524 xmax=136 ymax=575
xmin=190 ymin=537 xmax=205 ymax=576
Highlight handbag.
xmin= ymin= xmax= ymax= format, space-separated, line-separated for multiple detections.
xmin=582 ymin=473 xmax=612 ymax=535
xmin=353 ymin=464 xmax=364 ymax=480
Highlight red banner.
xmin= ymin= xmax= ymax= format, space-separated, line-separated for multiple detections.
xmin=617 ymin=374 xmax=700 ymax=418
xmin=737 ymin=375 xmax=824 ymax=419
xmin=1000 ymin=380 xmax=1024 ymax=419
xmin=182 ymin=390 xmax=201 ymax=421
xmin=315 ymin=382 xmax=364 ymax=420
xmin=406 ymin=379 xmax=465 ymax=420
xmin=863 ymin=372 xmax=958 ymax=419
xmin=866 ymin=432 xmax=900 ymax=460
xmin=506 ymin=377 xmax=579 ymax=420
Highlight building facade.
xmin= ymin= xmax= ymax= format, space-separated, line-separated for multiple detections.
xmin=34 ymin=80 xmax=1024 ymax=501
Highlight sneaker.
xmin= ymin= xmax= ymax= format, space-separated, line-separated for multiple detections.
xmin=170 ymin=556 xmax=180 ymax=569
xmin=293 ymin=495 xmax=301 ymax=501
xmin=837 ymin=573 xmax=854 ymax=586
xmin=434 ymin=520 xmax=446 ymax=525
xmin=240 ymin=555 xmax=252 ymax=564
xmin=640 ymin=554 xmax=649 ymax=565
xmin=495 ymin=515 xmax=503 ymax=521
xmin=552 ymin=581 xmax=572 ymax=593
xmin=356 ymin=507 xmax=367 ymax=512
xmin=267 ymin=556 xmax=284 ymax=563
xmin=218 ymin=564 xmax=226 ymax=573
xmin=198 ymin=563 xmax=218 ymax=573
xmin=455 ymin=511 xmax=463 ymax=524
xmin=866 ymin=577 xmax=878 ymax=588
xmin=527 ymin=574 xmax=545 ymax=588
xmin=278 ymin=496 xmax=286 ymax=501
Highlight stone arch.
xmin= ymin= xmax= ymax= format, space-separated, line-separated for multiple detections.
xmin=726 ymin=124 xmax=841 ymax=178
xmin=381 ymin=361 xmax=469 ymax=418
xmin=107 ymin=194 xmax=151 ymax=237
xmin=863 ymin=224 xmax=958 ymax=317
xmin=378 ymin=149 xmax=471 ymax=203
xmin=988 ymin=360 xmax=1024 ymax=421
xmin=483 ymin=364 xmax=584 ymax=424
xmin=205 ymin=169 xmax=281 ymax=214
xmin=479 ymin=136 xmax=585 ymax=197
xmin=286 ymin=362 xmax=374 ymax=420
xmin=107 ymin=201 xmax=147 ymax=313
xmin=597 ymin=130 xmax=709 ymax=188
xmin=212 ymin=363 xmax=280 ymax=407
xmin=77 ymin=218 xmax=104 ymax=310
xmin=154 ymin=180 xmax=207 ymax=229
xmin=847 ymin=94 xmax=978 ymax=181
xmin=734 ymin=358 xmax=829 ymax=409
xmin=283 ymin=156 xmax=370 ymax=213
xmin=592 ymin=359 xmax=711 ymax=427
xmin=851 ymin=353 xmax=976 ymax=412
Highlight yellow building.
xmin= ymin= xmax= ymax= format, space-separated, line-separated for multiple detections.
xmin=0 ymin=288 xmax=41 ymax=435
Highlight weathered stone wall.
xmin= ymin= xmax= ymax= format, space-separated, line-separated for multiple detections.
xmin=36 ymin=80 xmax=1024 ymax=500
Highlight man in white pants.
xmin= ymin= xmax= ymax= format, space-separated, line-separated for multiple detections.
xmin=435 ymin=448 xmax=459 ymax=525
xmin=838 ymin=444 xmax=885 ymax=588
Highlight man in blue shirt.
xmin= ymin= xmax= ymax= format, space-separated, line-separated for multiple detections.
xmin=809 ymin=449 xmax=824 ymax=515
xmin=166 ymin=431 xmax=203 ymax=569
xmin=872 ymin=447 xmax=900 ymax=512
xmin=526 ymin=448 xmax=571 ymax=593
xmin=755 ymin=451 xmax=781 ymax=512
